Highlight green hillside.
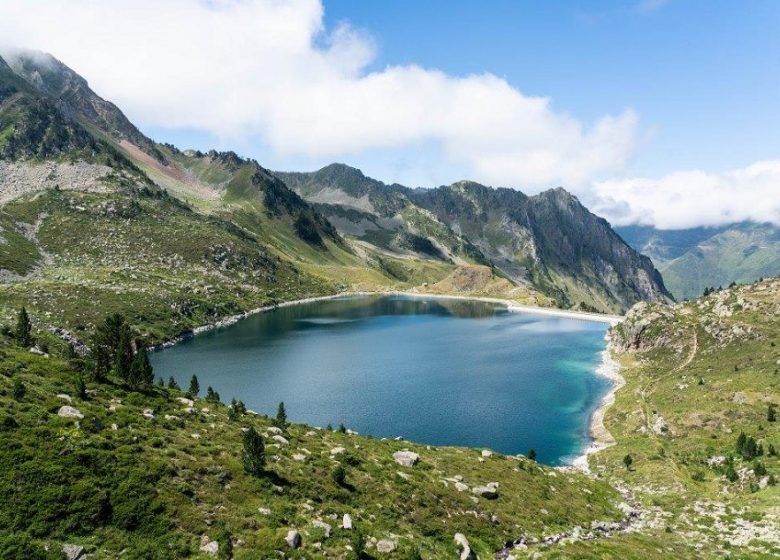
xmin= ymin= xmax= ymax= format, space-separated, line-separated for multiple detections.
xmin=617 ymin=223 xmax=780 ymax=300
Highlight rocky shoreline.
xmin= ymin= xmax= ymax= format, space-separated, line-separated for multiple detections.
xmin=570 ymin=331 xmax=626 ymax=473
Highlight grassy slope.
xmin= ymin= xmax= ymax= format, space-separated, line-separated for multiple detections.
xmin=0 ymin=331 xmax=624 ymax=559
xmin=570 ymin=279 xmax=780 ymax=558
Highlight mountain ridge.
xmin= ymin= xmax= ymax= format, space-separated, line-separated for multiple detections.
xmin=277 ymin=163 xmax=672 ymax=313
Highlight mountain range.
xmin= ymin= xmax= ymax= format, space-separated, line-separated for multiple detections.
xmin=0 ymin=48 xmax=671 ymax=321
xmin=616 ymin=222 xmax=780 ymax=300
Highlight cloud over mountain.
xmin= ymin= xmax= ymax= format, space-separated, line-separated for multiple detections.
xmin=0 ymin=0 xmax=637 ymax=189
xmin=593 ymin=159 xmax=780 ymax=229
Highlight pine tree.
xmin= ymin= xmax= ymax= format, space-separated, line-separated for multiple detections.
xmin=623 ymin=454 xmax=633 ymax=470
xmin=275 ymin=401 xmax=287 ymax=427
xmin=15 ymin=307 xmax=32 ymax=348
xmin=768 ymin=404 xmax=777 ymax=423
xmin=168 ymin=376 xmax=180 ymax=390
xmin=242 ymin=426 xmax=265 ymax=476
xmin=114 ymin=323 xmax=134 ymax=382
xmin=527 ymin=448 xmax=537 ymax=461
xmin=206 ymin=386 xmax=221 ymax=402
xmin=188 ymin=374 xmax=200 ymax=398
xmin=128 ymin=347 xmax=154 ymax=390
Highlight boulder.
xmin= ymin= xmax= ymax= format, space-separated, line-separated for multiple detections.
xmin=272 ymin=435 xmax=289 ymax=445
xmin=454 ymin=482 xmax=469 ymax=492
xmin=57 ymin=393 xmax=72 ymax=403
xmin=199 ymin=540 xmax=218 ymax=556
xmin=342 ymin=513 xmax=354 ymax=530
xmin=266 ymin=426 xmax=283 ymax=435
xmin=472 ymin=485 xmax=499 ymax=499
xmin=142 ymin=408 xmax=155 ymax=419
xmin=454 ymin=533 xmax=476 ymax=560
xmin=286 ymin=529 xmax=301 ymax=549
xmin=376 ymin=540 xmax=396 ymax=553
xmin=62 ymin=544 xmax=85 ymax=560
xmin=393 ymin=450 xmax=420 ymax=467
xmin=330 ymin=446 xmax=346 ymax=456
xmin=312 ymin=519 xmax=333 ymax=537
xmin=57 ymin=406 xmax=84 ymax=419
xmin=481 ymin=449 xmax=493 ymax=458
xmin=258 ymin=507 xmax=271 ymax=516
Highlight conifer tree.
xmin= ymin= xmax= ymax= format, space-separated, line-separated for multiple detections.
xmin=275 ymin=401 xmax=287 ymax=427
xmin=623 ymin=454 xmax=633 ymax=470
xmin=128 ymin=347 xmax=154 ymax=389
xmin=242 ymin=426 xmax=265 ymax=476
xmin=15 ymin=307 xmax=32 ymax=348
xmin=168 ymin=376 xmax=180 ymax=390
xmin=188 ymin=374 xmax=200 ymax=397
xmin=114 ymin=323 xmax=134 ymax=381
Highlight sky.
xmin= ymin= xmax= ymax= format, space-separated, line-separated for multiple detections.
xmin=0 ymin=0 xmax=778 ymax=229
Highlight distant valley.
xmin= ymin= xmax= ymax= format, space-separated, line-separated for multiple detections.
xmin=617 ymin=222 xmax=780 ymax=300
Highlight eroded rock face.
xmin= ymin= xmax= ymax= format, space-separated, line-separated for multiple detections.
xmin=393 ymin=450 xmax=420 ymax=467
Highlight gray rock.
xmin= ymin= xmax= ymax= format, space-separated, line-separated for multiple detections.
xmin=472 ymin=485 xmax=499 ymax=499
xmin=312 ymin=519 xmax=333 ymax=537
xmin=57 ymin=406 xmax=84 ymax=419
xmin=454 ymin=533 xmax=476 ymax=560
xmin=376 ymin=540 xmax=396 ymax=553
xmin=393 ymin=450 xmax=420 ymax=467
xmin=342 ymin=513 xmax=354 ymax=530
xmin=62 ymin=544 xmax=85 ymax=560
xmin=330 ymin=446 xmax=346 ymax=456
xmin=286 ymin=529 xmax=301 ymax=549
xmin=272 ymin=434 xmax=289 ymax=445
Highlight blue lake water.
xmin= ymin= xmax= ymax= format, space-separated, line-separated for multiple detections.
xmin=150 ymin=295 xmax=610 ymax=465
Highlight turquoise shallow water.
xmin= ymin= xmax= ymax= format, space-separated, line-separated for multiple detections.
xmin=150 ymin=295 xmax=610 ymax=465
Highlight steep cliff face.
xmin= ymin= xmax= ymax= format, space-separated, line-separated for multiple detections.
xmin=279 ymin=164 xmax=672 ymax=312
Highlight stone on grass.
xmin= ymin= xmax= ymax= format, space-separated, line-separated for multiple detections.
xmin=393 ymin=450 xmax=420 ymax=467
xmin=481 ymin=449 xmax=493 ymax=458
xmin=199 ymin=535 xmax=219 ymax=556
xmin=330 ymin=446 xmax=346 ymax=456
xmin=472 ymin=485 xmax=499 ymax=499
xmin=342 ymin=513 xmax=353 ymax=530
xmin=454 ymin=533 xmax=476 ymax=560
xmin=266 ymin=426 xmax=283 ymax=435
xmin=376 ymin=540 xmax=396 ymax=553
xmin=57 ymin=406 xmax=84 ymax=419
xmin=272 ymin=434 xmax=289 ymax=445
xmin=258 ymin=507 xmax=271 ymax=515
xmin=454 ymin=482 xmax=469 ymax=492
xmin=286 ymin=529 xmax=302 ymax=549
xmin=312 ymin=519 xmax=333 ymax=537
xmin=62 ymin=544 xmax=85 ymax=560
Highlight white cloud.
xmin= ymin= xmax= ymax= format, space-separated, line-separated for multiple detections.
xmin=593 ymin=160 xmax=780 ymax=229
xmin=0 ymin=0 xmax=638 ymax=189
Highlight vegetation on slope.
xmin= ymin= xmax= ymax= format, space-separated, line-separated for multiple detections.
xmin=0 ymin=311 xmax=625 ymax=559
xmin=567 ymin=278 xmax=780 ymax=558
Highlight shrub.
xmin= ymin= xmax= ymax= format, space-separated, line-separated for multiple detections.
xmin=242 ymin=426 xmax=265 ymax=476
